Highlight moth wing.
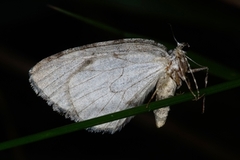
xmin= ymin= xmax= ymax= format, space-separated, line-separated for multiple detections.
xmin=29 ymin=39 xmax=169 ymax=133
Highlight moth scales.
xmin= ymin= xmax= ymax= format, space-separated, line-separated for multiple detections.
xmin=29 ymin=38 xmax=208 ymax=133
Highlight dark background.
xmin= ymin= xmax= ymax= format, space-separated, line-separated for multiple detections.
xmin=1 ymin=0 xmax=240 ymax=159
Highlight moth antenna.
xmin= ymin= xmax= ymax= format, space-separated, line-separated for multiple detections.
xmin=168 ymin=23 xmax=180 ymax=45
xmin=168 ymin=24 xmax=208 ymax=112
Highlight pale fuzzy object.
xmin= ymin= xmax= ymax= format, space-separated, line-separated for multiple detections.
xmin=29 ymin=38 xmax=208 ymax=133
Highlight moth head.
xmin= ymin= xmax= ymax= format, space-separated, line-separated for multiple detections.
xmin=166 ymin=42 xmax=191 ymax=89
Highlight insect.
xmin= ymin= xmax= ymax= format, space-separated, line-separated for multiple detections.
xmin=29 ymin=38 xmax=208 ymax=133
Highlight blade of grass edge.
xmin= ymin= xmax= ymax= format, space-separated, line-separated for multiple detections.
xmin=0 ymin=79 xmax=240 ymax=150
xmin=47 ymin=5 xmax=142 ymax=38
xmin=48 ymin=5 xmax=240 ymax=81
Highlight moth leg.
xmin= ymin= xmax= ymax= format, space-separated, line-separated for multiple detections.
xmin=187 ymin=66 xmax=208 ymax=113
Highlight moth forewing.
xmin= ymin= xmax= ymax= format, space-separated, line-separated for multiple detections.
xmin=29 ymin=38 xmax=208 ymax=133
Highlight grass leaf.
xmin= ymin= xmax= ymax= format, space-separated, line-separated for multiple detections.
xmin=1 ymin=78 xmax=240 ymax=150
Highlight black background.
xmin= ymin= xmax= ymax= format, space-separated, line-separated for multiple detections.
xmin=1 ymin=0 xmax=240 ymax=159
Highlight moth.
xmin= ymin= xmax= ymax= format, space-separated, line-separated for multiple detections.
xmin=29 ymin=38 xmax=208 ymax=133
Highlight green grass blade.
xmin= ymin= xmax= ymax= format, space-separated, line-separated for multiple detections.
xmin=48 ymin=5 xmax=142 ymax=38
xmin=48 ymin=5 xmax=240 ymax=81
xmin=0 ymin=78 xmax=240 ymax=150
xmin=1 ymin=5 xmax=239 ymax=151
